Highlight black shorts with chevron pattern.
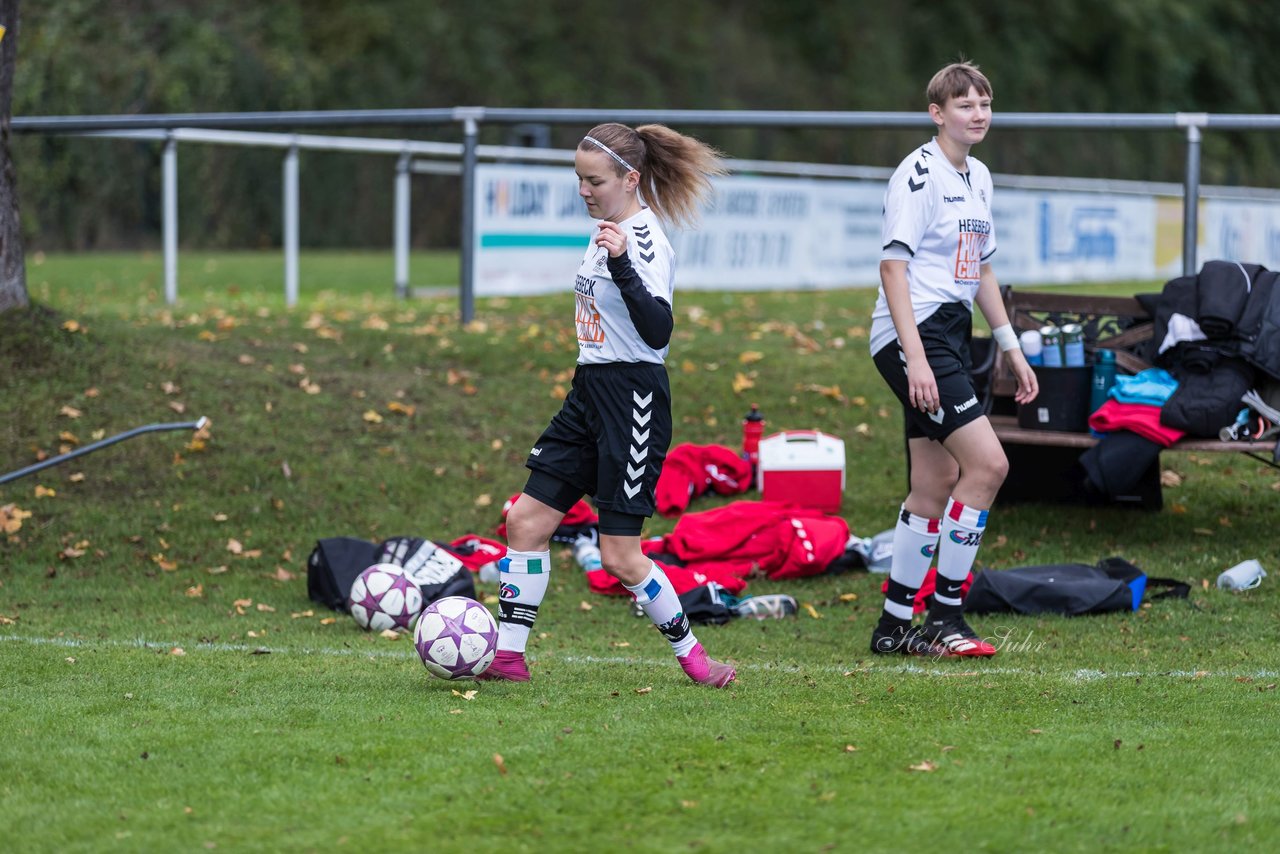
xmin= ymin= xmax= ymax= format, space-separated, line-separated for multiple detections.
xmin=525 ymin=361 xmax=672 ymax=517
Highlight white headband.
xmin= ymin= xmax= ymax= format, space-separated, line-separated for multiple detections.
xmin=582 ymin=135 xmax=638 ymax=173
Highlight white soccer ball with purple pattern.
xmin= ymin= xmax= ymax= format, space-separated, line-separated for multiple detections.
xmin=347 ymin=563 xmax=424 ymax=632
xmin=413 ymin=596 xmax=498 ymax=680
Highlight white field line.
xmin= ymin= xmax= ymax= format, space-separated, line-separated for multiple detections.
xmin=3 ymin=633 xmax=1278 ymax=682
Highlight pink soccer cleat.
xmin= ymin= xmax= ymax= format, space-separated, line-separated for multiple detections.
xmin=677 ymin=642 xmax=737 ymax=687
xmin=477 ymin=650 xmax=531 ymax=682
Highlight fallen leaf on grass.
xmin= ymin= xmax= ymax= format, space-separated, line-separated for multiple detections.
xmin=256 ymin=603 xmax=275 ymax=612
xmin=475 ymin=494 xmax=492 ymax=508
xmin=170 ymin=647 xmax=185 ymax=656
xmin=185 ymin=585 xmax=203 ymax=598
xmin=493 ymin=754 xmax=508 ymax=775
xmin=838 ymin=593 xmax=858 ymax=602
xmin=803 ymin=603 xmax=822 ymax=619
xmin=579 ymin=601 xmax=593 ymax=611
xmin=738 ymin=351 xmax=764 ymax=364
xmin=226 ymin=539 xmax=244 ymax=555
xmin=69 ymin=472 xmax=85 ymax=483
xmin=362 ymin=410 xmax=384 ymax=424
xmin=909 ymin=761 xmax=937 ymax=772
xmin=452 ymin=689 xmax=478 ymax=701
xmin=731 ymin=372 xmax=755 ymax=394
xmin=843 ymin=745 xmax=858 ymax=752
xmin=290 ymin=610 xmax=314 ymax=619
xmin=34 ymin=485 xmax=56 ymax=499
xmin=635 ymin=686 xmax=652 ymax=695
xmin=319 ymin=617 xmax=336 ymax=625
xmin=272 ymin=567 xmax=296 ymax=582
xmin=59 ymin=406 xmax=82 ymax=419
xmin=1 ymin=504 xmax=32 ymax=534
xmin=379 ymin=629 xmax=400 ymax=640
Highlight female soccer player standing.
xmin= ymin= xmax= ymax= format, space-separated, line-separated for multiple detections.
xmin=868 ymin=61 xmax=1038 ymax=658
xmin=483 ymin=123 xmax=736 ymax=687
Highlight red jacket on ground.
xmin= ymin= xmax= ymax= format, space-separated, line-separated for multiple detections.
xmin=647 ymin=500 xmax=850 ymax=580
xmin=655 ymin=443 xmax=753 ymax=517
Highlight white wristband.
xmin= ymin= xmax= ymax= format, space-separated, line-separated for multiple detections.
xmin=992 ymin=324 xmax=1020 ymax=352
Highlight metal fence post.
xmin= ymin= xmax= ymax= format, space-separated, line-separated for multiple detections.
xmin=456 ymin=109 xmax=481 ymax=324
xmin=162 ymin=133 xmax=178 ymax=305
xmin=394 ymin=150 xmax=410 ymax=299
xmin=283 ymin=143 xmax=300 ymax=307
xmin=1178 ymin=114 xmax=1206 ymax=277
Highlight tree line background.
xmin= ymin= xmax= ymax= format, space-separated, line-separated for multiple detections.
xmin=12 ymin=0 xmax=1280 ymax=252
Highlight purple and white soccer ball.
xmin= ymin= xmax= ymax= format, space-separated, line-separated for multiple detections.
xmin=413 ymin=595 xmax=498 ymax=680
xmin=347 ymin=563 xmax=424 ymax=632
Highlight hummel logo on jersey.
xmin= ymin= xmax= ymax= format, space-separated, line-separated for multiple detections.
xmin=927 ymin=408 xmax=945 ymax=424
xmin=953 ymin=395 xmax=978 ymax=414
xmin=633 ymin=225 xmax=655 ymax=260
xmin=914 ymin=162 xmax=929 ymax=177
xmin=908 ymin=177 xmax=925 ymax=193
xmin=944 ymin=194 xmax=966 ymax=203
xmin=530 ymin=447 xmax=542 ymax=456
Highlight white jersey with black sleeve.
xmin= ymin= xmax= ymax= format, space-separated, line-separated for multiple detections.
xmin=574 ymin=207 xmax=675 ymax=365
xmin=869 ymin=138 xmax=997 ymax=356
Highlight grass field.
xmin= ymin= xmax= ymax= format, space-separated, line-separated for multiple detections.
xmin=3 ymin=251 xmax=1279 ymax=852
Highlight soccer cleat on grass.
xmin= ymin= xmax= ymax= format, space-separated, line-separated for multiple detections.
xmin=677 ymin=642 xmax=737 ymax=687
xmin=870 ymin=623 xmax=952 ymax=657
xmin=477 ymin=650 xmax=531 ymax=682
xmin=920 ymin=612 xmax=998 ymax=657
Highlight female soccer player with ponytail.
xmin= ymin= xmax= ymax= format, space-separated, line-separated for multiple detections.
xmin=868 ymin=61 xmax=1038 ymax=658
xmin=483 ymin=123 xmax=736 ymax=687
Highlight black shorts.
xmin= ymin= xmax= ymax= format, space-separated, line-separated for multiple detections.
xmin=525 ymin=361 xmax=672 ymax=517
xmin=873 ymin=302 xmax=984 ymax=442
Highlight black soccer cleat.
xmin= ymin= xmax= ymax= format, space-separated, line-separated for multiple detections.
xmin=870 ymin=623 xmax=952 ymax=657
xmin=920 ymin=612 xmax=998 ymax=657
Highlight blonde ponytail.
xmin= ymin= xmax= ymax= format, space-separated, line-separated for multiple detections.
xmin=578 ymin=123 xmax=727 ymax=229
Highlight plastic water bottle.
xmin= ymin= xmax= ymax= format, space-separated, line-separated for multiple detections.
xmin=742 ymin=403 xmax=765 ymax=472
xmin=1020 ymin=329 xmax=1044 ymax=366
xmin=1089 ymin=349 xmax=1117 ymax=437
xmin=1090 ymin=350 xmax=1117 ymax=414
xmin=572 ymin=535 xmax=603 ymax=573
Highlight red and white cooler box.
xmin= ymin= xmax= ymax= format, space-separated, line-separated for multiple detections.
xmin=756 ymin=430 xmax=846 ymax=513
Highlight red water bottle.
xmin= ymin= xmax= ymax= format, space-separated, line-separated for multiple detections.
xmin=742 ymin=403 xmax=765 ymax=474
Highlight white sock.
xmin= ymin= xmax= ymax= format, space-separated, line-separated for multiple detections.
xmin=881 ymin=505 xmax=940 ymax=622
xmin=934 ymin=498 xmax=988 ymax=608
xmin=495 ymin=548 xmax=551 ymax=654
xmin=625 ymin=563 xmax=697 ymax=657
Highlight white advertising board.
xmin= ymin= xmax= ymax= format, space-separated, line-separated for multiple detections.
xmin=473 ymin=162 xmax=1280 ymax=296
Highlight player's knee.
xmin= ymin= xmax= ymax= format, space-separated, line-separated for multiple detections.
xmin=978 ymin=449 xmax=1010 ymax=491
xmin=599 ymin=547 xmax=647 ymax=586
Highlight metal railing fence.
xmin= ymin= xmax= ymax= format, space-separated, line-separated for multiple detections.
xmin=15 ymin=107 xmax=1280 ymax=320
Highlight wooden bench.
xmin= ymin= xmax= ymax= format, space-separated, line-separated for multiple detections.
xmin=984 ymin=289 xmax=1277 ymax=507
